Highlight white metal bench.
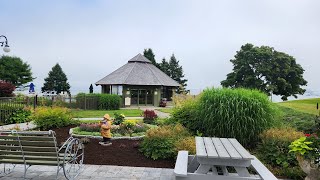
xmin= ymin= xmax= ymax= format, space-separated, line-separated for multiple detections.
xmin=174 ymin=137 xmax=278 ymax=180
xmin=0 ymin=130 xmax=84 ymax=180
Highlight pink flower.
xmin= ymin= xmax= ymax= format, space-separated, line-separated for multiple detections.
xmin=305 ymin=133 xmax=311 ymax=137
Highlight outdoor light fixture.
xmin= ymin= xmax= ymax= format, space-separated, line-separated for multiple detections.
xmin=0 ymin=35 xmax=10 ymax=53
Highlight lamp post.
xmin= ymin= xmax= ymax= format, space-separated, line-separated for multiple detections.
xmin=0 ymin=35 xmax=10 ymax=53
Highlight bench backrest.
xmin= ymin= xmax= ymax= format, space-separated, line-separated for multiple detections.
xmin=0 ymin=130 xmax=60 ymax=163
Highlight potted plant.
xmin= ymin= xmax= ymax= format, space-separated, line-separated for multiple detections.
xmin=289 ymin=135 xmax=320 ymax=180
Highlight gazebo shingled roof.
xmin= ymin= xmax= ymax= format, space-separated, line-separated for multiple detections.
xmin=95 ymin=54 xmax=180 ymax=87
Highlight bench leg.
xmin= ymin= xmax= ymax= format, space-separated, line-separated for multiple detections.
xmin=23 ymin=164 xmax=31 ymax=179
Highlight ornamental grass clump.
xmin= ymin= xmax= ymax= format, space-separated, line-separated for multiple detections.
xmin=196 ymin=88 xmax=278 ymax=147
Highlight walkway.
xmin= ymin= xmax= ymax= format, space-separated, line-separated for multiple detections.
xmin=0 ymin=164 xmax=174 ymax=180
xmin=0 ymin=122 xmax=36 ymax=131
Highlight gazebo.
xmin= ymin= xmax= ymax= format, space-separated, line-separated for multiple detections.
xmin=95 ymin=54 xmax=180 ymax=107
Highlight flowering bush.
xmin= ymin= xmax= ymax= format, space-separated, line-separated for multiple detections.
xmin=120 ymin=120 xmax=136 ymax=137
xmin=79 ymin=123 xmax=100 ymax=132
xmin=143 ymin=109 xmax=158 ymax=124
xmin=113 ymin=113 xmax=125 ymax=125
xmin=289 ymin=135 xmax=320 ymax=166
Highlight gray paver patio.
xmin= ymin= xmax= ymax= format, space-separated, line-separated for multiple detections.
xmin=0 ymin=164 xmax=175 ymax=180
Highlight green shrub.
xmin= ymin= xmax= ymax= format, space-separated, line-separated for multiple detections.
xmin=0 ymin=104 xmax=25 ymax=124
xmin=195 ymin=88 xmax=278 ymax=147
xmin=256 ymin=127 xmax=304 ymax=168
xmin=7 ymin=107 xmax=32 ymax=124
xmin=140 ymin=124 xmax=191 ymax=160
xmin=175 ymin=136 xmax=196 ymax=155
xmin=31 ymin=107 xmax=74 ymax=130
xmin=171 ymin=98 xmax=199 ymax=130
xmin=113 ymin=112 xmax=125 ymax=125
xmin=255 ymin=127 xmax=306 ymax=179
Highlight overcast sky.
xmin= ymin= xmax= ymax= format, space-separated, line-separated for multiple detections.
xmin=1 ymin=0 xmax=319 ymax=96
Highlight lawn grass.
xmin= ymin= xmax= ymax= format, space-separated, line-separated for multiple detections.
xmin=276 ymin=105 xmax=316 ymax=133
xmin=277 ymin=98 xmax=320 ymax=115
xmin=155 ymin=108 xmax=173 ymax=114
xmin=71 ymin=109 xmax=143 ymax=118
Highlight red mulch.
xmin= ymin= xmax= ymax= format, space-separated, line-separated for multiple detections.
xmin=52 ymin=125 xmax=175 ymax=168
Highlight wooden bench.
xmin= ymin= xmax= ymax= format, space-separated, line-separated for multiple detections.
xmin=175 ymin=152 xmax=278 ymax=180
xmin=0 ymin=130 xmax=84 ymax=180
xmin=174 ymin=137 xmax=278 ymax=180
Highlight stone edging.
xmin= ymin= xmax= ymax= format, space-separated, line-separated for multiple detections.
xmin=69 ymin=128 xmax=144 ymax=140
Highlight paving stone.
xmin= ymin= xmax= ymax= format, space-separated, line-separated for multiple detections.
xmin=0 ymin=164 xmax=174 ymax=180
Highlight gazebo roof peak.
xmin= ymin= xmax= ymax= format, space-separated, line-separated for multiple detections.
xmin=128 ymin=53 xmax=152 ymax=63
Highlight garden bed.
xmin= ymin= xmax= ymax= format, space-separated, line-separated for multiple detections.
xmin=52 ymin=125 xmax=175 ymax=168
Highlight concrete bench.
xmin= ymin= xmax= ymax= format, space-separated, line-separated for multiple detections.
xmin=0 ymin=130 xmax=84 ymax=180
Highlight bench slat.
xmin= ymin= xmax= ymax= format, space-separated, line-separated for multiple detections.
xmin=22 ymin=146 xmax=57 ymax=152
xmin=203 ymin=137 xmax=218 ymax=158
xmin=0 ymin=136 xmax=55 ymax=141
xmin=229 ymin=138 xmax=253 ymax=160
xmin=211 ymin=138 xmax=230 ymax=159
xmin=0 ymin=150 xmax=60 ymax=157
xmin=0 ymin=140 xmax=19 ymax=145
xmin=0 ymin=140 xmax=55 ymax=147
xmin=174 ymin=151 xmax=188 ymax=177
xmin=0 ymin=154 xmax=70 ymax=161
xmin=0 ymin=145 xmax=21 ymax=150
xmin=0 ymin=159 xmax=63 ymax=166
xmin=195 ymin=137 xmax=207 ymax=157
xmin=220 ymin=138 xmax=242 ymax=159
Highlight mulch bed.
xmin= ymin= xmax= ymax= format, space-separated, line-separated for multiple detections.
xmin=52 ymin=125 xmax=175 ymax=168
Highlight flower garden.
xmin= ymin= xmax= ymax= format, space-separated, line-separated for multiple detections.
xmin=1 ymin=89 xmax=319 ymax=179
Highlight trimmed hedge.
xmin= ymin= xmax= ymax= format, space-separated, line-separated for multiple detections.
xmin=76 ymin=93 xmax=121 ymax=110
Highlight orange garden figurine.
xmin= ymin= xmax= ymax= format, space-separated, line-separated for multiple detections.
xmin=99 ymin=114 xmax=112 ymax=146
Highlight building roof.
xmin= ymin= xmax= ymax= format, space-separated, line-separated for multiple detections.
xmin=95 ymin=54 xmax=180 ymax=87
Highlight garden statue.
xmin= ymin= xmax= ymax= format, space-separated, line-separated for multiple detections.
xmin=99 ymin=114 xmax=112 ymax=146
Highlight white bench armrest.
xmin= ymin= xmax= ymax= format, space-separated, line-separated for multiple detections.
xmin=251 ymin=156 xmax=278 ymax=180
xmin=174 ymin=151 xmax=189 ymax=177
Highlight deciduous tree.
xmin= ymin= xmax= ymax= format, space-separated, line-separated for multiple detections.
xmin=41 ymin=63 xmax=70 ymax=94
xmin=0 ymin=56 xmax=34 ymax=87
xmin=221 ymin=43 xmax=307 ymax=100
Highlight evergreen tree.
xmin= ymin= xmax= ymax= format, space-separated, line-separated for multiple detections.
xmin=89 ymin=84 xmax=93 ymax=93
xmin=143 ymin=48 xmax=160 ymax=68
xmin=168 ymin=54 xmax=188 ymax=93
xmin=41 ymin=63 xmax=71 ymax=94
xmin=159 ymin=58 xmax=170 ymax=75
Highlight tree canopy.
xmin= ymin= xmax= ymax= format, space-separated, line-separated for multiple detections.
xmin=221 ymin=43 xmax=307 ymax=100
xmin=143 ymin=48 xmax=159 ymax=68
xmin=167 ymin=54 xmax=188 ymax=93
xmin=143 ymin=48 xmax=188 ymax=93
xmin=41 ymin=63 xmax=71 ymax=94
xmin=0 ymin=56 xmax=34 ymax=87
